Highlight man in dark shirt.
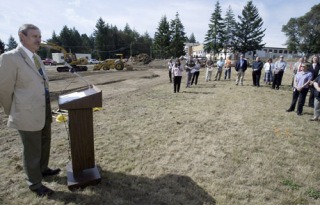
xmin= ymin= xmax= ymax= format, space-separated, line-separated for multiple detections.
xmin=252 ymin=57 xmax=264 ymax=87
xmin=235 ymin=54 xmax=248 ymax=86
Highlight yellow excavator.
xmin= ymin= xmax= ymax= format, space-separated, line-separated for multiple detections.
xmin=93 ymin=54 xmax=125 ymax=71
xmin=40 ymin=42 xmax=88 ymax=72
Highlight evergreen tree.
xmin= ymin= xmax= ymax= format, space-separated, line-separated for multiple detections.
xmin=135 ymin=32 xmax=153 ymax=57
xmin=57 ymin=26 xmax=83 ymax=53
xmin=50 ymin=31 xmax=61 ymax=45
xmin=204 ymin=1 xmax=225 ymax=58
xmin=223 ymin=5 xmax=237 ymax=57
xmin=7 ymin=35 xmax=18 ymax=51
xmin=153 ymin=15 xmax=171 ymax=58
xmin=122 ymin=23 xmax=141 ymax=57
xmin=101 ymin=23 xmax=117 ymax=58
xmin=282 ymin=18 xmax=300 ymax=52
xmin=0 ymin=39 xmax=5 ymax=54
xmin=81 ymin=34 xmax=94 ymax=55
xmin=282 ymin=3 xmax=320 ymax=56
xmin=188 ymin=33 xmax=196 ymax=43
xmin=93 ymin=18 xmax=109 ymax=59
xmin=169 ymin=12 xmax=186 ymax=58
xmin=233 ymin=1 xmax=266 ymax=55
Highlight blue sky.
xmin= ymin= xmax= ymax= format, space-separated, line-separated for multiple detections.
xmin=0 ymin=0 xmax=319 ymax=48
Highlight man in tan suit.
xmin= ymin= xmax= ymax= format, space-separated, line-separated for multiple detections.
xmin=0 ymin=24 xmax=60 ymax=197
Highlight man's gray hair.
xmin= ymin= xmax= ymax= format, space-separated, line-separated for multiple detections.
xmin=18 ymin=24 xmax=39 ymax=36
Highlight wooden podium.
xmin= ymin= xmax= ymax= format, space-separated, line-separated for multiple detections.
xmin=58 ymin=85 xmax=102 ymax=190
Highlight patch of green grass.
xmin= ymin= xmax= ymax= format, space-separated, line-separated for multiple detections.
xmin=281 ymin=179 xmax=301 ymax=190
xmin=306 ymin=188 xmax=320 ymax=199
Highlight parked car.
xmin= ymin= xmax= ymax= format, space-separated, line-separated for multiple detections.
xmin=42 ymin=58 xmax=57 ymax=66
xmin=88 ymin=59 xmax=100 ymax=64
xmin=196 ymin=56 xmax=207 ymax=67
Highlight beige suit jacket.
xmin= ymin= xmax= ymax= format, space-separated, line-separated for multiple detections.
xmin=0 ymin=46 xmax=49 ymax=131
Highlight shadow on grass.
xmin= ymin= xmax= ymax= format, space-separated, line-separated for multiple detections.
xmin=182 ymin=90 xmax=215 ymax=95
xmin=49 ymin=170 xmax=216 ymax=204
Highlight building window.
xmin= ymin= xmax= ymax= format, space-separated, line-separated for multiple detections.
xmin=274 ymin=50 xmax=278 ymax=53
xmin=284 ymin=50 xmax=288 ymax=54
xmin=279 ymin=50 xmax=283 ymax=54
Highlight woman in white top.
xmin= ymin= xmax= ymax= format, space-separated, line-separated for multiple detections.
xmin=172 ymin=59 xmax=183 ymax=93
xmin=263 ymin=58 xmax=274 ymax=85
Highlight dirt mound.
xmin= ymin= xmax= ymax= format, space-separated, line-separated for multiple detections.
xmin=131 ymin=53 xmax=152 ymax=64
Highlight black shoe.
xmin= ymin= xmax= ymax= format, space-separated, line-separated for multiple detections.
xmin=286 ymin=109 xmax=293 ymax=112
xmin=31 ymin=185 xmax=54 ymax=197
xmin=297 ymin=113 xmax=302 ymax=116
xmin=42 ymin=168 xmax=61 ymax=177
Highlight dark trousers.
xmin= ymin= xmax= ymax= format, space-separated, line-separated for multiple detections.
xmin=309 ymin=87 xmax=315 ymax=107
xmin=288 ymin=88 xmax=309 ymax=114
xmin=168 ymin=70 xmax=172 ymax=83
xmin=279 ymin=70 xmax=284 ymax=85
xmin=252 ymin=70 xmax=261 ymax=86
xmin=191 ymin=71 xmax=200 ymax=85
xmin=18 ymin=103 xmax=52 ymax=190
xmin=272 ymin=70 xmax=284 ymax=89
xmin=173 ymin=76 xmax=182 ymax=93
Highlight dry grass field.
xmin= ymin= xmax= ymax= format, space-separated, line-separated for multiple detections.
xmin=0 ymin=60 xmax=319 ymax=205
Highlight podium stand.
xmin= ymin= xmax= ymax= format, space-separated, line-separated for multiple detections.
xmin=58 ymin=85 xmax=102 ymax=190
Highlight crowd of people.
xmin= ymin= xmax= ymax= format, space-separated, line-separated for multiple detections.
xmin=167 ymin=54 xmax=320 ymax=121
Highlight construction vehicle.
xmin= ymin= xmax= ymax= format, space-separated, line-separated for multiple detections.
xmin=40 ymin=42 xmax=88 ymax=72
xmin=93 ymin=54 xmax=125 ymax=71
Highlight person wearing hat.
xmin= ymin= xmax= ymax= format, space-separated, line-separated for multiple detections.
xmin=0 ymin=24 xmax=60 ymax=197
xmin=286 ymin=63 xmax=313 ymax=115
xmin=272 ymin=55 xmax=287 ymax=89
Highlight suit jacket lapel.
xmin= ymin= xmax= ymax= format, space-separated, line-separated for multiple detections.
xmin=17 ymin=46 xmax=41 ymax=77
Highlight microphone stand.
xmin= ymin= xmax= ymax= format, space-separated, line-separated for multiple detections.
xmin=65 ymin=63 xmax=93 ymax=89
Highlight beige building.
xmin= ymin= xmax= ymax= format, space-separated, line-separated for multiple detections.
xmin=184 ymin=43 xmax=300 ymax=60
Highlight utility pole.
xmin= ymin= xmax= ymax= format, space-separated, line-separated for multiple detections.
xmin=130 ymin=42 xmax=133 ymax=57
xmin=149 ymin=46 xmax=152 ymax=58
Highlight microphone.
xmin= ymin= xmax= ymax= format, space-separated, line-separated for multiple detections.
xmin=64 ymin=62 xmax=93 ymax=89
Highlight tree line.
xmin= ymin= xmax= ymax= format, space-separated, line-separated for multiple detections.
xmin=0 ymin=1 xmax=319 ymax=59
xmin=204 ymin=1 xmax=265 ymax=58
xmin=282 ymin=3 xmax=320 ymax=57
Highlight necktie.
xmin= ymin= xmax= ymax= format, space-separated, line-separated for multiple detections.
xmin=33 ymin=54 xmax=50 ymax=102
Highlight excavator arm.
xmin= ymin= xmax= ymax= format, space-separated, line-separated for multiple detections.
xmin=40 ymin=42 xmax=88 ymax=72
